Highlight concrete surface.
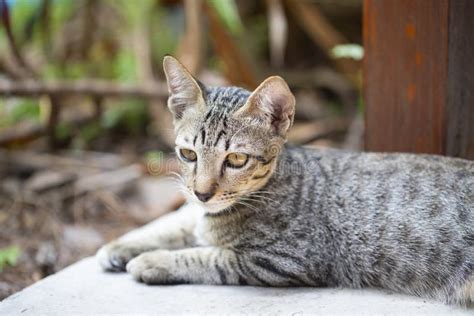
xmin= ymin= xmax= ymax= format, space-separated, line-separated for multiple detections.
xmin=0 ymin=257 xmax=472 ymax=315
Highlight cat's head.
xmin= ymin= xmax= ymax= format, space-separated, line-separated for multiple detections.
xmin=163 ymin=56 xmax=295 ymax=214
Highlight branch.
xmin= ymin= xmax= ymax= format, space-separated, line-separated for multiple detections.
xmin=285 ymin=0 xmax=360 ymax=87
xmin=0 ymin=0 xmax=37 ymax=77
xmin=0 ymin=80 xmax=168 ymax=98
xmin=0 ymin=56 xmax=29 ymax=79
xmin=205 ymin=2 xmax=258 ymax=89
xmin=177 ymin=0 xmax=204 ymax=75
xmin=0 ymin=112 xmax=92 ymax=146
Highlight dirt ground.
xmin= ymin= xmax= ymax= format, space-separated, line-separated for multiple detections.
xmin=0 ymin=152 xmax=184 ymax=300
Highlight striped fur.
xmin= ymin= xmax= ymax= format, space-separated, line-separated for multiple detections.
xmin=97 ymin=57 xmax=474 ymax=306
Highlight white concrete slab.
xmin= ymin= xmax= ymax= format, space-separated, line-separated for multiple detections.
xmin=0 ymin=257 xmax=472 ymax=315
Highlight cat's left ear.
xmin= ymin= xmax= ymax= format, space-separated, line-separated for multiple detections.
xmin=163 ymin=56 xmax=206 ymax=121
xmin=234 ymin=76 xmax=295 ymax=137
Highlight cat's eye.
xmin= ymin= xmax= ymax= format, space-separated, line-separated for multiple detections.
xmin=225 ymin=153 xmax=248 ymax=168
xmin=179 ymin=148 xmax=197 ymax=162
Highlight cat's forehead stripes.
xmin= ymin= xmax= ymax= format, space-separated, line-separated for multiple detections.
xmin=193 ymin=86 xmax=251 ymax=151
xmin=200 ymin=116 xmax=228 ymax=149
xmin=206 ymin=86 xmax=251 ymax=111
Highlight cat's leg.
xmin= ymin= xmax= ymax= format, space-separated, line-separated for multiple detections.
xmin=126 ymin=247 xmax=246 ymax=285
xmin=463 ymin=275 xmax=473 ymax=307
xmin=126 ymin=247 xmax=317 ymax=286
xmin=97 ymin=203 xmax=199 ymax=271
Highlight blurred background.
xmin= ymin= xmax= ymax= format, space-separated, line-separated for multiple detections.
xmin=0 ymin=0 xmax=363 ymax=299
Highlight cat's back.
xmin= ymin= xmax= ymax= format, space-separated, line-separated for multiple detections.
xmin=272 ymin=146 xmax=473 ymax=298
xmin=272 ymin=145 xmax=473 ymax=255
xmin=270 ymin=146 xmax=474 ymax=220
xmin=282 ymin=146 xmax=474 ymax=206
xmin=316 ymin=148 xmax=473 ymax=212
xmin=283 ymin=146 xmax=474 ymax=229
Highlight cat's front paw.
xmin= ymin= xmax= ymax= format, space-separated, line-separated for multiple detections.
xmin=126 ymin=250 xmax=174 ymax=284
xmin=96 ymin=241 xmax=139 ymax=271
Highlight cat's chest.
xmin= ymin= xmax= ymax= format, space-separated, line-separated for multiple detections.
xmin=193 ymin=215 xmax=214 ymax=246
xmin=192 ymin=212 xmax=244 ymax=247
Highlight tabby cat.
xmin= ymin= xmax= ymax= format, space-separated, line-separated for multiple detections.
xmin=97 ymin=56 xmax=474 ymax=306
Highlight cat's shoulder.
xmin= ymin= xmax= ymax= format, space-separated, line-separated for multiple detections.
xmin=284 ymin=145 xmax=474 ymax=171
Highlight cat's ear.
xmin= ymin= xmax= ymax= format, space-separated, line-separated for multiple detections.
xmin=234 ymin=76 xmax=295 ymax=137
xmin=163 ymin=56 xmax=206 ymax=120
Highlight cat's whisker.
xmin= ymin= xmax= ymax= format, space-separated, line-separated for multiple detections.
xmin=168 ymin=172 xmax=185 ymax=182
xmin=238 ymin=197 xmax=270 ymax=205
xmin=235 ymin=200 xmax=263 ymax=215
xmin=223 ymin=191 xmax=279 ymax=206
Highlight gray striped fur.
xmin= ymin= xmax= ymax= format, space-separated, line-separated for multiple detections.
xmin=97 ymin=57 xmax=473 ymax=306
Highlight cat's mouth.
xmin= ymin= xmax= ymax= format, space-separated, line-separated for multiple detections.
xmin=187 ymin=187 xmax=264 ymax=214
xmin=195 ymin=193 xmax=265 ymax=215
xmin=197 ymin=199 xmax=236 ymax=214
xmin=188 ymin=193 xmax=239 ymax=214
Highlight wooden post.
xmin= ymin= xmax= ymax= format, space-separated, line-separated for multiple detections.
xmin=47 ymin=96 xmax=60 ymax=151
xmin=93 ymin=96 xmax=103 ymax=121
xmin=364 ymin=0 xmax=474 ymax=160
xmin=445 ymin=1 xmax=474 ymax=159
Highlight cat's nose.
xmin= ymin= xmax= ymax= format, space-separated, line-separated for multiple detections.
xmin=194 ymin=190 xmax=215 ymax=202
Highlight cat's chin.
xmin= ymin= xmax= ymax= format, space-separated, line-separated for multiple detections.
xmin=195 ymin=200 xmax=236 ymax=215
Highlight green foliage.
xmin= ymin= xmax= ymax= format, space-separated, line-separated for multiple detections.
xmin=0 ymin=246 xmax=20 ymax=272
xmin=114 ymin=51 xmax=137 ymax=83
xmin=144 ymin=150 xmax=164 ymax=175
xmin=55 ymin=121 xmax=72 ymax=141
xmin=49 ymin=0 xmax=75 ymax=39
xmin=208 ymin=0 xmax=243 ymax=35
xmin=102 ymin=100 xmax=149 ymax=135
xmin=79 ymin=121 xmax=102 ymax=143
xmin=145 ymin=150 xmax=163 ymax=163
xmin=70 ymin=121 xmax=102 ymax=150
xmin=0 ymin=100 xmax=40 ymax=128
xmin=331 ymin=44 xmax=364 ymax=61
xmin=10 ymin=100 xmax=40 ymax=122
xmin=241 ymin=14 xmax=268 ymax=61
xmin=0 ymin=0 xmax=264 ymax=149
xmin=44 ymin=62 xmax=85 ymax=80
xmin=150 ymin=4 xmax=178 ymax=66
xmin=8 ymin=0 xmax=73 ymax=51
xmin=117 ymin=0 xmax=155 ymax=26
xmin=10 ymin=0 xmax=38 ymax=43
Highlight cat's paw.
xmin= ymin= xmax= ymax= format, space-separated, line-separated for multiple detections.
xmin=126 ymin=250 xmax=174 ymax=284
xmin=96 ymin=241 xmax=138 ymax=271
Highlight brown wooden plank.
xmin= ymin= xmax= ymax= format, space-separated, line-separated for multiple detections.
xmin=364 ymin=0 xmax=449 ymax=155
xmin=445 ymin=0 xmax=474 ymax=159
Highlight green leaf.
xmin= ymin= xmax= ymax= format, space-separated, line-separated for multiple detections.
xmin=145 ymin=150 xmax=163 ymax=163
xmin=10 ymin=0 xmax=39 ymax=42
xmin=207 ymin=0 xmax=243 ymax=35
xmin=114 ymin=51 xmax=137 ymax=82
xmin=55 ymin=121 xmax=72 ymax=141
xmin=0 ymin=246 xmax=21 ymax=272
xmin=331 ymin=44 xmax=364 ymax=61
xmin=3 ymin=100 xmax=40 ymax=126
xmin=78 ymin=121 xmax=102 ymax=143
xmin=102 ymin=100 xmax=149 ymax=135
